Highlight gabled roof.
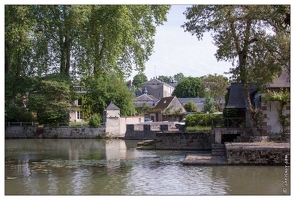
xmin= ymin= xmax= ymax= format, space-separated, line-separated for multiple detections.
xmin=106 ymin=102 xmax=120 ymax=110
xmin=150 ymin=96 xmax=175 ymax=113
xmin=142 ymin=78 xmax=175 ymax=88
xmin=226 ymin=83 xmax=257 ymax=109
xmin=135 ymin=94 xmax=159 ymax=102
xmin=267 ymin=69 xmax=290 ymax=88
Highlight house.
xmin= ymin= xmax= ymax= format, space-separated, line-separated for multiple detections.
xmin=134 ymin=87 xmax=159 ymax=107
xmin=141 ymin=78 xmax=175 ymax=99
xmin=69 ymin=85 xmax=87 ymax=122
xmin=148 ymin=96 xmax=186 ymax=122
xmin=257 ymin=70 xmax=290 ymax=137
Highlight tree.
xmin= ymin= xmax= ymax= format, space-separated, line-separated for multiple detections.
xmin=173 ymin=73 xmax=185 ymax=82
xmin=132 ymin=73 xmax=148 ymax=88
xmin=8 ymin=5 xmax=170 ymax=78
xmin=5 ymin=5 xmax=35 ymax=76
xmin=183 ymin=5 xmax=290 ymax=134
xmin=157 ymin=75 xmax=173 ymax=83
xmin=184 ymin=100 xmax=198 ymax=112
xmin=202 ymin=74 xmax=229 ymax=111
xmin=83 ymin=73 xmax=136 ymax=117
xmin=203 ymin=98 xmax=217 ymax=114
xmin=172 ymin=77 xmax=202 ymax=98
xmin=80 ymin=5 xmax=170 ymax=77
xmin=27 ymin=74 xmax=75 ymax=125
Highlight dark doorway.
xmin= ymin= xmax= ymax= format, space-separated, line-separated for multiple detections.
xmin=222 ymin=134 xmax=240 ymax=144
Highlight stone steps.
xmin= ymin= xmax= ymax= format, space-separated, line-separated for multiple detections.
xmin=211 ymin=144 xmax=226 ymax=156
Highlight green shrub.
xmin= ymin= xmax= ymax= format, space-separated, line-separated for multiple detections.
xmin=185 ymin=113 xmax=222 ymax=127
xmin=88 ymin=113 xmax=102 ymax=128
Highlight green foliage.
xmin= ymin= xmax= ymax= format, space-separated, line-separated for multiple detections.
xmin=185 ymin=126 xmax=211 ymax=132
xmin=27 ymin=75 xmax=74 ymax=125
xmin=202 ymin=74 xmax=229 ymax=102
xmin=158 ymin=75 xmax=173 ymax=83
xmin=172 ymin=77 xmax=202 ymax=98
xmin=88 ymin=113 xmax=102 ymax=128
xmin=183 ymin=5 xmax=290 ymax=130
xmin=83 ymin=73 xmax=136 ymax=116
xmin=135 ymin=103 xmax=153 ymax=115
xmin=173 ymin=73 xmax=185 ymax=82
xmin=265 ymin=89 xmax=290 ymax=106
xmin=132 ymin=73 xmax=148 ymax=88
xmin=223 ymin=108 xmax=238 ymax=118
xmin=184 ymin=100 xmax=198 ymax=112
xmin=265 ymin=89 xmax=290 ymax=136
xmin=185 ymin=113 xmax=222 ymax=127
xmin=202 ymin=98 xmax=217 ymax=114
xmin=5 ymin=106 xmax=34 ymax=122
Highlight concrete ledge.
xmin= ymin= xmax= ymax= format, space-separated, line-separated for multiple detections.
xmin=183 ymin=154 xmax=227 ymax=165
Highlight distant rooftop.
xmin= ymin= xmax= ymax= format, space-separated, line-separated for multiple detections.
xmin=106 ymin=102 xmax=120 ymax=110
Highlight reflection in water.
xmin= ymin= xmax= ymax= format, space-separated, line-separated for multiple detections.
xmin=5 ymin=139 xmax=290 ymax=195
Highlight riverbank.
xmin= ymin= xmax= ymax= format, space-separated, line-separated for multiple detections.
xmin=183 ymin=142 xmax=290 ymax=166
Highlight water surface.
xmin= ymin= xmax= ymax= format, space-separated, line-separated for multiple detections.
xmin=5 ymin=139 xmax=290 ymax=195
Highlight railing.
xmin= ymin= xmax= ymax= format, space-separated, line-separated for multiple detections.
xmin=211 ymin=117 xmax=245 ymax=128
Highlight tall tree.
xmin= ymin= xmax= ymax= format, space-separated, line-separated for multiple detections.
xmin=173 ymin=73 xmax=185 ymax=82
xmin=83 ymin=73 xmax=136 ymax=117
xmin=80 ymin=5 xmax=170 ymax=77
xmin=182 ymin=5 xmax=290 ymax=134
xmin=172 ymin=77 xmax=202 ymax=98
xmin=5 ymin=5 xmax=35 ymax=76
xmin=202 ymin=73 xmax=229 ymax=103
xmin=132 ymin=73 xmax=148 ymax=88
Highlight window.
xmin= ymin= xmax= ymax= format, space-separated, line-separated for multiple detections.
xmin=77 ymin=99 xmax=82 ymax=106
xmin=77 ymin=111 xmax=82 ymax=120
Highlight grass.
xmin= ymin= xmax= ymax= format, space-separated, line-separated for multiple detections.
xmin=185 ymin=126 xmax=212 ymax=132
xmin=70 ymin=122 xmax=89 ymax=127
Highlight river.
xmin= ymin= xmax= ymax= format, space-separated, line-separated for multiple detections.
xmin=5 ymin=139 xmax=290 ymax=195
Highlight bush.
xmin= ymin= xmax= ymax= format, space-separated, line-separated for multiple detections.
xmin=5 ymin=105 xmax=34 ymax=122
xmin=88 ymin=113 xmax=102 ymax=128
xmin=185 ymin=113 xmax=222 ymax=127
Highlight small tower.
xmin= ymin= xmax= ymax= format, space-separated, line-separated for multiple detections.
xmin=105 ymin=102 xmax=121 ymax=137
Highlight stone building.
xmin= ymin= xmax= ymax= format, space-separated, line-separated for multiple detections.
xmin=141 ymin=78 xmax=175 ymax=99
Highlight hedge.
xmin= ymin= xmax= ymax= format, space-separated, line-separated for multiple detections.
xmin=185 ymin=113 xmax=222 ymax=127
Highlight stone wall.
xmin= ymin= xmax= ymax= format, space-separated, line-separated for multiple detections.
xmin=42 ymin=126 xmax=106 ymax=139
xmin=261 ymin=95 xmax=290 ymax=137
xmin=155 ymin=132 xmax=214 ymax=150
xmin=225 ymin=142 xmax=290 ymax=165
xmin=5 ymin=126 xmax=37 ymax=139
xmin=124 ymin=124 xmax=158 ymax=140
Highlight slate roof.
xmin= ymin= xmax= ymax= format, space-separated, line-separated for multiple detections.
xmin=142 ymin=78 xmax=175 ymax=88
xmin=136 ymin=94 xmax=159 ymax=102
xmin=178 ymin=98 xmax=207 ymax=104
xmin=150 ymin=96 xmax=175 ymax=113
xmin=106 ymin=102 xmax=120 ymax=110
xmin=226 ymin=83 xmax=257 ymax=109
xmin=267 ymin=69 xmax=290 ymax=88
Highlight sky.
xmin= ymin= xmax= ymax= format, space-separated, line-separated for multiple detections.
xmin=130 ymin=4 xmax=232 ymax=80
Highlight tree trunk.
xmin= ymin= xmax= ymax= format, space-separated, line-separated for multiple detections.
xmin=242 ymin=84 xmax=260 ymax=136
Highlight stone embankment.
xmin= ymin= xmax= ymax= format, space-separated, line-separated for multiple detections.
xmin=5 ymin=125 xmax=106 ymax=139
xmin=183 ymin=142 xmax=290 ymax=166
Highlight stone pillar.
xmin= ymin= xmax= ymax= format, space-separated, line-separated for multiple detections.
xmin=160 ymin=124 xmax=168 ymax=132
xmin=143 ymin=124 xmax=151 ymax=132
